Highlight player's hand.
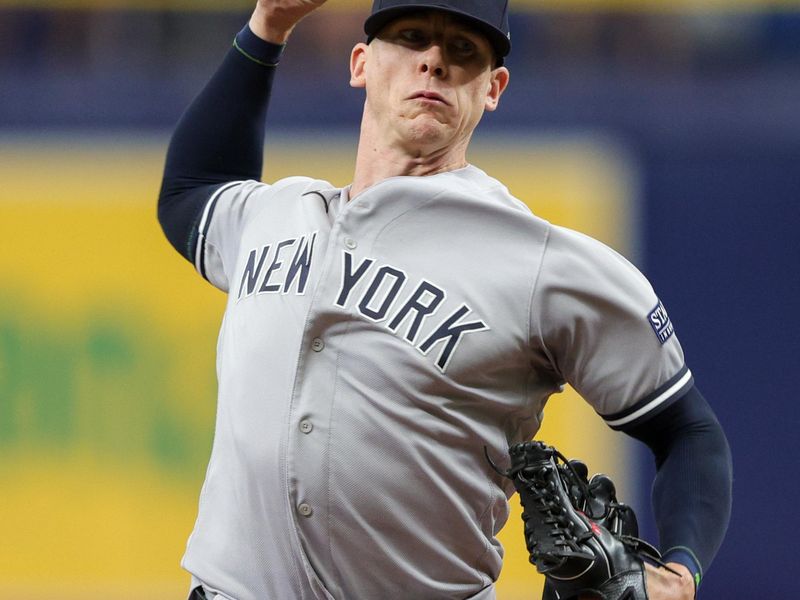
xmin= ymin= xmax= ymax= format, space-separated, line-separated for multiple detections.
xmin=642 ymin=562 xmax=695 ymax=600
xmin=250 ymin=0 xmax=329 ymax=44
xmin=575 ymin=563 xmax=694 ymax=600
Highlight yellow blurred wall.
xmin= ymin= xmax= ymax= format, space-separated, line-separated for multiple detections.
xmin=0 ymin=136 xmax=636 ymax=599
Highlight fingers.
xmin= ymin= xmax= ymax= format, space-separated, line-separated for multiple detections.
xmin=250 ymin=0 xmax=329 ymax=44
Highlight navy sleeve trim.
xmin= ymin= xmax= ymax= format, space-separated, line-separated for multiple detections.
xmin=603 ymin=365 xmax=693 ymax=429
xmin=194 ymin=181 xmax=241 ymax=280
xmin=663 ymin=546 xmax=703 ymax=591
xmin=233 ymin=26 xmax=286 ymax=66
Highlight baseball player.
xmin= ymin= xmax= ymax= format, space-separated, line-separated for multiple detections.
xmin=158 ymin=1 xmax=732 ymax=599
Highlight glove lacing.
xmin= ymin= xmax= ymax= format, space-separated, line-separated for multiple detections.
xmin=485 ymin=444 xmax=596 ymax=573
xmin=515 ymin=459 xmax=595 ymax=573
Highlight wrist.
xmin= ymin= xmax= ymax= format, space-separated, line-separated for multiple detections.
xmin=234 ymin=25 xmax=286 ymax=67
xmin=662 ymin=547 xmax=702 ymax=595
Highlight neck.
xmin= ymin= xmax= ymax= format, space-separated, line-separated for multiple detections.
xmin=350 ymin=113 xmax=470 ymax=199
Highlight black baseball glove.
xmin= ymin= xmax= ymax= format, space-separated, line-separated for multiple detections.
xmin=488 ymin=440 xmax=675 ymax=600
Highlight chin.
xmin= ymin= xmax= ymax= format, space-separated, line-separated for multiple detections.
xmin=403 ymin=117 xmax=453 ymax=150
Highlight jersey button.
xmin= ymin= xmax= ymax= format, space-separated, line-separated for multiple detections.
xmin=299 ymin=420 xmax=313 ymax=434
xmin=298 ymin=503 xmax=313 ymax=517
xmin=344 ymin=237 xmax=358 ymax=250
xmin=311 ymin=338 xmax=325 ymax=352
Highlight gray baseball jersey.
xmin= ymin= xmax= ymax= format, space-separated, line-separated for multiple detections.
xmin=184 ymin=164 xmax=691 ymax=600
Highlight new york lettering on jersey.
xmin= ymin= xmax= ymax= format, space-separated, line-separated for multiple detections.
xmin=236 ymin=232 xmax=318 ymax=299
xmin=334 ymin=250 xmax=489 ymax=372
xmin=232 ymin=231 xmax=490 ymax=373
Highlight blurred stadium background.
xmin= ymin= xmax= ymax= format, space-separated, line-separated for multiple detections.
xmin=1 ymin=0 xmax=798 ymax=598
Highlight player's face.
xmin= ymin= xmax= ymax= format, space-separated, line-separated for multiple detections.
xmin=350 ymin=11 xmax=510 ymax=156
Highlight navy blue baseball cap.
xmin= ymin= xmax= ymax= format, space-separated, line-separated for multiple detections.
xmin=364 ymin=0 xmax=512 ymax=65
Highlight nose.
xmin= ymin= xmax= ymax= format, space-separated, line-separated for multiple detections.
xmin=419 ymin=43 xmax=447 ymax=78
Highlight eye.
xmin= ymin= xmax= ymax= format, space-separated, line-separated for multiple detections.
xmin=398 ymin=28 xmax=428 ymax=45
xmin=450 ymin=37 xmax=477 ymax=57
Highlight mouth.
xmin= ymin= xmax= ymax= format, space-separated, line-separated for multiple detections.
xmin=409 ymin=91 xmax=450 ymax=106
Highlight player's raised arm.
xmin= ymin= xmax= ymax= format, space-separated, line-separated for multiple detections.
xmin=157 ymin=0 xmax=327 ymax=263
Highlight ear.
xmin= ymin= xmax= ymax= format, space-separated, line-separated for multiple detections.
xmin=350 ymin=42 xmax=369 ymax=89
xmin=484 ymin=66 xmax=510 ymax=112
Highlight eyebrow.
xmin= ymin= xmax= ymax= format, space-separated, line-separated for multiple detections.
xmin=393 ymin=12 xmax=488 ymax=41
xmin=383 ymin=12 xmax=497 ymax=64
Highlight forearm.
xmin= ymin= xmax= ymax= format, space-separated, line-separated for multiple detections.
xmin=165 ymin=26 xmax=283 ymax=183
xmin=626 ymin=386 xmax=733 ymax=589
xmin=163 ymin=2 xmax=301 ymax=189
xmin=651 ymin=405 xmax=732 ymax=580
xmin=157 ymin=25 xmax=283 ymax=260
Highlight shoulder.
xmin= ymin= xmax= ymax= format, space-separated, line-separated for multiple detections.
xmin=271 ymin=175 xmax=330 ymax=192
xmin=544 ymin=224 xmax=648 ymax=284
xmin=457 ymin=164 xmax=535 ymax=215
xmin=534 ymin=225 xmax=660 ymax=333
xmin=215 ymin=176 xmax=337 ymax=215
xmin=260 ymin=175 xmax=335 ymax=198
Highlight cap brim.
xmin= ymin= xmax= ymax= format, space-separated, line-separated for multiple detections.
xmin=364 ymin=5 xmax=510 ymax=66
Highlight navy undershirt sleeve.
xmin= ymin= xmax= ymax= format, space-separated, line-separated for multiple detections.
xmin=158 ymin=25 xmax=285 ymax=262
xmin=623 ymin=385 xmax=732 ymax=591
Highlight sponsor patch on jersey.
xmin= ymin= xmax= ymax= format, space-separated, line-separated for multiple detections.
xmin=648 ymin=300 xmax=674 ymax=344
